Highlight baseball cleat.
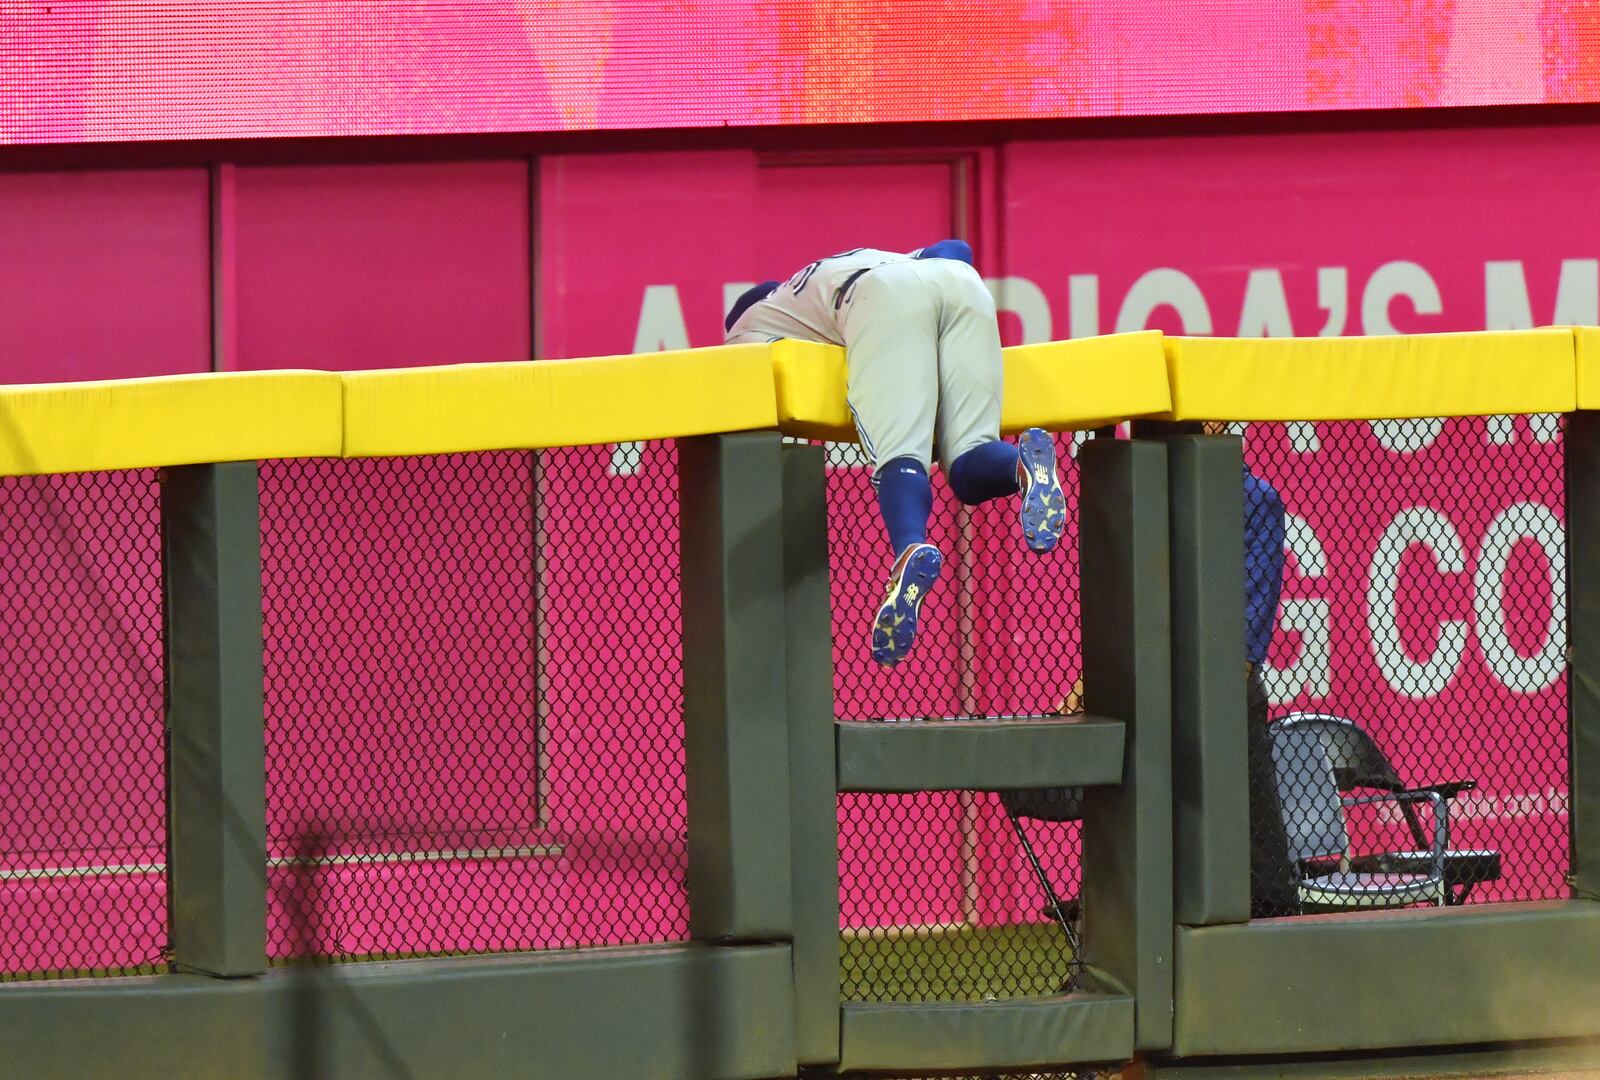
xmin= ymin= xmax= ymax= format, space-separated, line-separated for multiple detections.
xmin=870 ymin=543 xmax=943 ymax=668
xmin=1017 ymin=427 xmax=1066 ymax=554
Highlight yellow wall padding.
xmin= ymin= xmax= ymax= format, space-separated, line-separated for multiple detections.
xmin=1575 ymin=327 xmax=1600 ymax=410
xmin=771 ymin=330 xmax=1172 ymax=443
xmin=769 ymin=339 xmax=850 ymax=442
xmin=341 ymin=345 xmax=779 ymax=457
xmin=5 ymin=327 xmax=1589 ymax=477
xmin=0 ymin=370 xmax=343 ymax=478
xmin=1002 ymin=332 xmax=1172 ymax=433
xmin=1165 ymin=330 xmax=1577 ymax=421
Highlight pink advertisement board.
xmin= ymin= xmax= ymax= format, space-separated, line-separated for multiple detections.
xmin=2 ymin=2 xmax=1599 ymax=144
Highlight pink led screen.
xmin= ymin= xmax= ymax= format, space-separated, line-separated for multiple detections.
xmin=4 ymin=1 xmax=1600 ymax=145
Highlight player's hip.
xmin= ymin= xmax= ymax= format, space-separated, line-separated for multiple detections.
xmin=840 ymin=258 xmax=989 ymax=319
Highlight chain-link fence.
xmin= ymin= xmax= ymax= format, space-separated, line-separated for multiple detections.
xmin=258 ymin=443 xmax=688 ymax=962
xmin=830 ymin=435 xmax=1086 ymax=1004
xmin=0 ymin=470 xmax=168 ymax=980
xmin=1 ymin=419 xmax=1568 ymax=991
xmin=1241 ymin=418 xmax=1569 ymax=917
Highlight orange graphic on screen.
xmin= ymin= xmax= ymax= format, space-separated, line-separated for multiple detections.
xmin=521 ymin=0 xmax=616 ymax=129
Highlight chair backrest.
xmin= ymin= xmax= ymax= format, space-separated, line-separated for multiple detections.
xmin=1278 ymin=712 xmax=1404 ymax=793
xmin=1000 ymin=786 xmax=1083 ymax=823
xmin=1268 ymin=723 xmax=1350 ymax=863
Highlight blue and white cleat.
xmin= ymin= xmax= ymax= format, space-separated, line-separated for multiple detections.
xmin=870 ymin=543 xmax=943 ymax=668
xmin=1017 ymin=427 xmax=1066 ymax=554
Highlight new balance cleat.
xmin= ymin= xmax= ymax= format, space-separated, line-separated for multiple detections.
xmin=1017 ymin=427 xmax=1066 ymax=554
xmin=870 ymin=543 xmax=943 ymax=668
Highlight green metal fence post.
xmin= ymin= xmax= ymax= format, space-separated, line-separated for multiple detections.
xmin=780 ymin=442 xmax=842 ymax=1066
xmin=1079 ymin=437 xmax=1174 ymax=1052
xmin=679 ymin=432 xmax=795 ymax=941
xmin=162 ymin=460 xmax=268 ymax=977
xmin=1166 ymin=434 xmax=1251 ymax=925
xmin=1566 ymin=411 xmax=1600 ymax=900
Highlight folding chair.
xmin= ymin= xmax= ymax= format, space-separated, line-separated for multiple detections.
xmin=999 ymin=787 xmax=1084 ymax=990
xmin=1269 ymin=723 xmax=1450 ymax=911
xmin=1279 ymin=712 xmax=1501 ymax=904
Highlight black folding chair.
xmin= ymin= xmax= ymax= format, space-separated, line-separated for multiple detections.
xmin=1278 ymin=713 xmax=1501 ymax=904
xmin=1269 ymin=722 xmax=1449 ymax=911
xmin=999 ymin=786 xmax=1084 ymax=991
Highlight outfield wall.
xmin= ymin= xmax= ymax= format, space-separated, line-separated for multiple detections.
xmin=0 ymin=330 xmax=1595 ymax=1078
xmin=0 ymin=329 xmax=1582 ymax=949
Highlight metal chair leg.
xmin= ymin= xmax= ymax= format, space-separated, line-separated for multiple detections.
xmin=1005 ymin=804 xmax=1082 ymax=991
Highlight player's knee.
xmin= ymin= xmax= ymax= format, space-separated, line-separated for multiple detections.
xmin=947 ymin=440 xmax=1020 ymax=505
xmin=874 ymin=452 xmax=933 ymax=482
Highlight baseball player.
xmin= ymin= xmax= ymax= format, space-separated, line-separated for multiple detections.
xmin=725 ymin=240 xmax=1066 ymax=667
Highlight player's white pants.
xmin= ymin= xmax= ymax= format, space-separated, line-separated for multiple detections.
xmin=839 ymin=258 xmax=1003 ymax=478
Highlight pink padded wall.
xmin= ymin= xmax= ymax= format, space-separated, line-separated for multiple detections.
xmin=0 ymin=169 xmax=209 ymax=383
xmin=230 ymin=161 xmax=531 ymax=371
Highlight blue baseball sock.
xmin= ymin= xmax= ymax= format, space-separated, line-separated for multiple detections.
xmin=876 ymin=457 xmax=933 ymax=555
xmin=948 ymin=440 xmax=1022 ymax=506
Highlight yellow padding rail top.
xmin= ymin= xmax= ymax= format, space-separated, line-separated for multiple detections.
xmin=342 ymin=345 xmax=778 ymax=457
xmin=1575 ymin=327 xmax=1600 ymax=410
xmin=771 ymin=331 xmax=1172 ymax=443
xmin=1165 ymin=330 xmax=1577 ymax=422
xmin=0 ymin=371 xmax=342 ymax=478
xmin=3 ymin=328 xmax=1598 ymax=477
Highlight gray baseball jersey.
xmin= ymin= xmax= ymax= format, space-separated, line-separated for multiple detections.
xmin=726 ymin=248 xmax=1002 ymax=475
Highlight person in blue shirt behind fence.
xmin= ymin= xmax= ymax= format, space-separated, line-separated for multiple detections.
xmin=1237 ymin=447 xmax=1297 ymax=916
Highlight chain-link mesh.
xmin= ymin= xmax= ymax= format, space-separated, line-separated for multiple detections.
xmin=0 ymin=470 xmax=168 ymax=979
xmin=839 ymin=790 xmax=1083 ymax=1004
xmin=1242 ymin=418 xmax=1568 ymax=917
xmin=830 ymin=435 xmax=1085 ymax=1003
xmin=259 ymin=443 xmax=687 ymax=962
xmin=3 ymin=416 xmax=1559 ymax=994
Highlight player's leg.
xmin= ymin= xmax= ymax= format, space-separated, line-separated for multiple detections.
xmin=841 ymin=264 xmax=942 ymax=666
xmin=843 ymin=265 xmax=940 ymax=550
xmin=924 ymin=258 xmax=1010 ymax=498
xmin=927 ymin=261 xmax=1065 ymax=554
